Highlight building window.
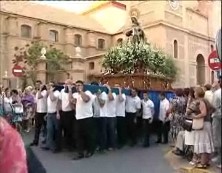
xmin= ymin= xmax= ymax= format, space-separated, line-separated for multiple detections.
xmin=117 ymin=38 xmax=123 ymax=45
xmin=49 ymin=30 xmax=59 ymax=42
xmin=173 ymin=40 xmax=178 ymax=58
xmin=210 ymin=44 xmax=214 ymax=52
xmin=74 ymin=34 xmax=82 ymax=46
xmin=21 ymin=25 xmax=32 ymax=38
xmin=211 ymin=71 xmax=214 ymax=84
xmin=98 ymin=39 xmax=105 ymax=49
xmin=89 ymin=62 xmax=95 ymax=70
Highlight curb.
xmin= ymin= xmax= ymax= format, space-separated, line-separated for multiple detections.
xmin=179 ymin=167 xmax=217 ymax=173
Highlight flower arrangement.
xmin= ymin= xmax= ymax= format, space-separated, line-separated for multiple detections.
xmin=102 ymin=41 xmax=178 ymax=80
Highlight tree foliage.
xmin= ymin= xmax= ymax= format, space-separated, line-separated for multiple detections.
xmin=12 ymin=41 xmax=70 ymax=84
xmin=102 ymin=41 xmax=178 ymax=80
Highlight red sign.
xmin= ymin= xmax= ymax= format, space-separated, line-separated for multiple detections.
xmin=12 ymin=65 xmax=24 ymax=77
xmin=208 ymin=50 xmax=222 ymax=70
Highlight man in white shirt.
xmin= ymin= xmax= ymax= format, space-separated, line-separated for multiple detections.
xmin=141 ymin=92 xmax=154 ymax=147
xmin=211 ymin=80 xmax=221 ymax=168
xmin=125 ymin=88 xmax=141 ymax=146
xmin=30 ymin=80 xmax=47 ymax=146
xmin=71 ymin=80 xmax=95 ymax=160
xmin=59 ymin=79 xmax=75 ymax=150
xmin=115 ymin=85 xmax=127 ymax=149
xmin=42 ymin=82 xmax=61 ymax=153
xmin=157 ymin=92 xmax=170 ymax=144
xmin=104 ymin=84 xmax=117 ymax=150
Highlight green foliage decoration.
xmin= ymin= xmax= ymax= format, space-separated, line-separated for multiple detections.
xmin=102 ymin=41 xmax=178 ymax=80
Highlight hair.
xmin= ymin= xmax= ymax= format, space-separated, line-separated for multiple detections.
xmin=195 ymin=87 xmax=205 ymax=98
xmin=36 ymin=80 xmax=42 ymax=84
xmin=159 ymin=91 xmax=166 ymax=98
xmin=204 ymin=84 xmax=212 ymax=91
xmin=175 ymin=88 xmax=183 ymax=97
xmin=91 ymin=81 xmax=99 ymax=86
xmin=11 ymin=89 xmax=18 ymax=95
xmin=183 ymin=88 xmax=190 ymax=97
xmin=189 ymin=87 xmax=195 ymax=99
xmin=76 ymin=80 xmax=84 ymax=85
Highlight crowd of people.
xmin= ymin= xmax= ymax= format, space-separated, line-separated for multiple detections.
xmin=0 ymin=78 xmax=221 ymax=171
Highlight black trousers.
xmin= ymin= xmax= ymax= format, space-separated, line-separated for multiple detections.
xmin=97 ymin=117 xmax=107 ymax=150
xmin=60 ymin=110 xmax=75 ymax=149
xmin=33 ymin=112 xmax=47 ymax=144
xmin=157 ymin=120 xmax=170 ymax=143
xmin=126 ymin=112 xmax=137 ymax=145
xmin=143 ymin=119 xmax=151 ymax=146
xmin=75 ymin=117 xmax=95 ymax=155
xmin=117 ymin=116 xmax=126 ymax=147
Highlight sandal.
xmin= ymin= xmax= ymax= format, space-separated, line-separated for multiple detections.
xmin=195 ymin=163 xmax=208 ymax=169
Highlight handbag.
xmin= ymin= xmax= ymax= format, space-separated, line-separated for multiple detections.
xmin=192 ymin=118 xmax=204 ymax=130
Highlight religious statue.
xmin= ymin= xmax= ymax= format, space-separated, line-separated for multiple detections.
xmin=125 ymin=16 xmax=146 ymax=44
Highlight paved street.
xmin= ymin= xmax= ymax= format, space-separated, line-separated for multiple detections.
xmin=24 ymin=133 xmax=174 ymax=173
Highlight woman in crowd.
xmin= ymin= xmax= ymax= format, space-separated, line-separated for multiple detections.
xmin=188 ymin=87 xmax=214 ymax=168
xmin=0 ymin=116 xmax=28 ymax=173
xmin=21 ymin=86 xmax=35 ymax=132
xmin=168 ymin=88 xmax=186 ymax=145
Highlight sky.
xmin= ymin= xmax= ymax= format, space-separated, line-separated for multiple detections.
xmin=33 ymin=1 xmax=96 ymax=13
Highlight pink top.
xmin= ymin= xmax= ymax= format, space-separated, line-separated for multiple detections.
xmin=0 ymin=117 xmax=28 ymax=173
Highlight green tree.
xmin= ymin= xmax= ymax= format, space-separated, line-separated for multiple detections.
xmin=12 ymin=41 xmax=70 ymax=85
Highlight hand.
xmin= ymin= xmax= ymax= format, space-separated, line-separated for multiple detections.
xmin=149 ymin=118 xmax=153 ymax=124
xmin=56 ymin=112 xmax=60 ymax=120
xmin=49 ymin=86 xmax=54 ymax=92
xmin=104 ymin=84 xmax=111 ymax=91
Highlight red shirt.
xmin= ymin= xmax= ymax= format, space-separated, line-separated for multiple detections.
xmin=0 ymin=117 xmax=28 ymax=173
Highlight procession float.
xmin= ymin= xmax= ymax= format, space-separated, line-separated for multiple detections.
xmin=88 ymin=13 xmax=178 ymax=91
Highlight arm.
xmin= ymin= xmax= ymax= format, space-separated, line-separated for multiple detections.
xmin=49 ymin=91 xmax=57 ymax=102
xmin=80 ymin=91 xmax=90 ymax=103
xmin=37 ymin=90 xmax=44 ymax=99
xmin=192 ymin=100 xmax=207 ymax=119
xmin=118 ymin=88 xmax=124 ymax=102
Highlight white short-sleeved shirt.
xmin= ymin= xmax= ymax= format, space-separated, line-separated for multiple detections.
xmin=36 ymin=90 xmax=47 ymax=113
xmin=99 ymin=92 xmax=108 ymax=117
xmin=142 ymin=99 xmax=154 ymax=119
xmin=159 ymin=98 xmax=170 ymax=122
xmin=116 ymin=94 xmax=126 ymax=117
xmin=47 ymin=90 xmax=60 ymax=113
xmin=60 ymin=89 xmax=72 ymax=112
xmin=106 ymin=93 xmax=117 ymax=118
xmin=73 ymin=91 xmax=95 ymax=120
xmin=125 ymin=95 xmax=141 ymax=113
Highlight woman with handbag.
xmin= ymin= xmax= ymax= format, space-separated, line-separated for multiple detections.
xmin=188 ymin=87 xmax=214 ymax=169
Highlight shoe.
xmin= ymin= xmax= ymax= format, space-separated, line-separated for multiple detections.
xmin=52 ymin=148 xmax=61 ymax=153
xmin=162 ymin=141 xmax=168 ymax=144
xmin=30 ymin=142 xmax=38 ymax=146
xmin=143 ymin=144 xmax=150 ymax=148
xmin=108 ymin=148 xmax=114 ymax=151
xmin=155 ymin=141 xmax=161 ymax=144
xmin=98 ymin=149 xmax=106 ymax=154
xmin=41 ymin=146 xmax=50 ymax=150
xmin=72 ymin=154 xmax=84 ymax=160
xmin=85 ymin=152 xmax=94 ymax=158
xmin=172 ymin=149 xmax=183 ymax=156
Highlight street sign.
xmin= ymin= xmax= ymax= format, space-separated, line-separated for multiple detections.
xmin=208 ymin=50 xmax=222 ymax=70
xmin=12 ymin=65 xmax=24 ymax=77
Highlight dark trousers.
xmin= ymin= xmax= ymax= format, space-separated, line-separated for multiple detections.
xmin=143 ymin=119 xmax=151 ymax=146
xmin=117 ymin=116 xmax=126 ymax=147
xmin=106 ymin=117 xmax=116 ymax=149
xmin=157 ymin=120 xmax=170 ymax=143
xmin=60 ymin=110 xmax=75 ymax=149
xmin=33 ymin=112 xmax=47 ymax=144
xmin=136 ymin=116 xmax=144 ymax=142
xmin=97 ymin=117 xmax=107 ymax=150
xmin=126 ymin=112 xmax=137 ymax=145
xmin=75 ymin=117 xmax=95 ymax=155
xmin=93 ymin=117 xmax=100 ymax=149
xmin=46 ymin=113 xmax=61 ymax=150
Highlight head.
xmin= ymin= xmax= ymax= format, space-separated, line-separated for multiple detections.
xmin=175 ymin=88 xmax=183 ymax=97
xmin=130 ymin=88 xmax=137 ymax=97
xmin=194 ymin=87 xmax=205 ymax=99
xmin=159 ymin=92 xmax=166 ymax=100
xmin=64 ymin=79 xmax=73 ymax=87
xmin=188 ymin=87 xmax=195 ymax=99
xmin=4 ymin=88 xmax=11 ymax=98
xmin=143 ymin=92 xmax=148 ymax=100
xmin=75 ymin=80 xmax=84 ymax=92
xmin=11 ymin=89 xmax=18 ymax=97
xmin=24 ymin=86 xmax=32 ymax=95
xmin=35 ymin=80 xmax=42 ymax=90
xmin=183 ymin=88 xmax=190 ymax=97
xmin=47 ymin=81 xmax=55 ymax=90
xmin=203 ymin=84 xmax=212 ymax=91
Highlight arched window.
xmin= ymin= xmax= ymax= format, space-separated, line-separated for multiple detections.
xmin=173 ymin=40 xmax=178 ymax=58
xmin=74 ymin=34 xmax=82 ymax=46
xmin=98 ymin=39 xmax=105 ymax=49
xmin=89 ymin=62 xmax=95 ymax=70
xmin=21 ymin=25 xmax=32 ymax=38
xmin=49 ymin=30 xmax=59 ymax=42
xmin=117 ymin=38 xmax=123 ymax=44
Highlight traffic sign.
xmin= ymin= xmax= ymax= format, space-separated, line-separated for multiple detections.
xmin=208 ymin=50 xmax=222 ymax=70
xmin=12 ymin=65 xmax=24 ymax=77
